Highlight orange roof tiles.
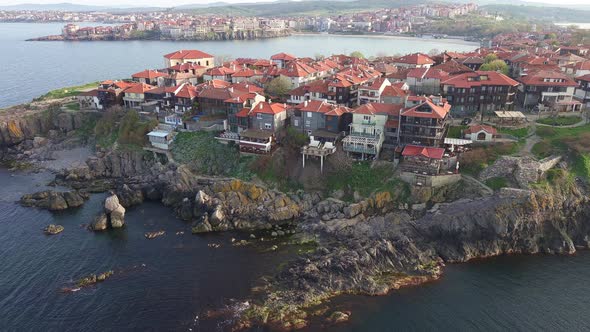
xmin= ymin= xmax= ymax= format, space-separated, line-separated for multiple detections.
xmin=164 ymin=49 xmax=214 ymax=59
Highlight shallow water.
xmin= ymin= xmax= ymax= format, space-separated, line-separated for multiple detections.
xmin=0 ymin=168 xmax=290 ymax=331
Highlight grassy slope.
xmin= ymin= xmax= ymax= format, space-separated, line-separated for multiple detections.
xmin=536 ymin=124 xmax=590 ymax=180
xmin=34 ymin=82 xmax=99 ymax=101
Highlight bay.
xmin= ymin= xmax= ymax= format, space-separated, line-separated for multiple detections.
xmin=0 ymin=22 xmax=478 ymax=108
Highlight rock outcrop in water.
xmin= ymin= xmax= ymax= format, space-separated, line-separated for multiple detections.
xmin=20 ymin=190 xmax=89 ymax=211
xmin=90 ymin=192 xmax=126 ymax=231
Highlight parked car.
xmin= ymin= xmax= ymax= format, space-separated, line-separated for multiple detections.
xmin=461 ymin=118 xmax=472 ymax=125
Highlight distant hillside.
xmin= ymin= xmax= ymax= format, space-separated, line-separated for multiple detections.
xmin=172 ymin=0 xmax=426 ymax=16
xmin=0 ymin=2 xmax=163 ymax=12
xmin=481 ymin=4 xmax=590 ymax=23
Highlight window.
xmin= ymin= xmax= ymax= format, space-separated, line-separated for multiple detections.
xmin=264 ymin=123 xmax=272 ymax=129
xmin=257 ymin=113 xmax=262 ymax=119
xmin=307 ymin=112 xmax=312 ymax=118
xmin=363 ymin=115 xmax=371 ymax=121
xmin=305 ymin=120 xmax=311 ymax=126
xmin=294 ymin=119 xmax=299 ymax=126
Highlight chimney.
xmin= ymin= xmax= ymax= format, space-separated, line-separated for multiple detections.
xmin=229 ymin=87 xmax=234 ymax=93
xmin=259 ymin=103 xmax=263 ymax=109
xmin=304 ymin=100 xmax=308 ymax=107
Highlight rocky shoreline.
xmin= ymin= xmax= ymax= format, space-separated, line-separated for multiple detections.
xmin=26 ymin=29 xmax=292 ymax=42
xmin=3 ymin=104 xmax=590 ymax=330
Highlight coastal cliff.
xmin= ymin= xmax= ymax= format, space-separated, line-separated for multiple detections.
xmin=237 ymin=183 xmax=590 ymax=330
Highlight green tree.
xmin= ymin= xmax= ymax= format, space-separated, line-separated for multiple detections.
xmin=265 ymin=76 xmax=292 ymax=99
xmin=349 ymin=51 xmax=365 ymax=59
xmin=480 ymin=59 xmax=509 ymax=75
xmin=544 ymin=33 xmax=557 ymax=40
xmin=484 ymin=53 xmax=498 ymax=63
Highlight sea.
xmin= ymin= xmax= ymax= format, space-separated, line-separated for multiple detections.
xmin=3 ymin=22 xmax=590 ymax=332
xmin=0 ymin=22 xmax=478 ymax=108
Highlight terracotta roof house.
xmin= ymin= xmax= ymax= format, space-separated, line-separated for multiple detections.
xmin=517 ymin=69 xmax=580 ymax=110
xmin=123 ymin=83 xmax=156 ymax=109
xmin=406 ymin=67 xmax=449 ymax=95
xmin=203 ymin=66 xmax=236 ymax=82
xmin=164 ymin=49 xmax=215 ymax=68
xmin=131 ymin=70 xmax=167 ymax=86
xmin=400 ymin=145 xmax=447 ymax=175
xmin=574 ymin=74 xmax=590 ymax=108
xmin=358 ymin=77 xmax=392 ymax=105
xmin=291 ymin=100 xmax=352 ymax=137
xmin=399 ymin=98 xmax=451 ymax=147
xmin=464 ymin=124 xmax=497 ymax=141
xmin=271 ymin=52 xmax=297 ymax=69
xmin=442 ymin=71 xmax=520 ymax=115
xmin=431 ymin=59 xmax=474 ymax=75
xmin=393 ymin=53 xmax=434 ymax=68
xmin=459 ymin=56 xmax=484 ymax=70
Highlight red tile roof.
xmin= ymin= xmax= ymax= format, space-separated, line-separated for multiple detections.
xmin=395 ymin=53 xmax=434 ymax=65
xmin=402 ymin=145 xmax=445 ymax=159
xmin=518 ymin=70 xmax=579 ymax=87
xmin=464 ymin=124 xmax=497 ymax=135
xmin=131 ymin=69 xmax=167 ymax=80
xmin=251 ymin=102 xmax=286 ymax=115
xmin=442 ymin=71 xmax=519 ymax=88
xmin=124 ymin=83 xmax=155 ymax=94
xmin=175 ymin=84 xmax=198 ymax=99
xmin=407 ymin=67 xmax=449 ymax=80
xmin=401 ymin=100 xmax=450 ymax=119
xmin=271 ymin=52 xmax=297 ymax=61
xmin=164 ymin=49 xmax=214 ymax=59
xmin=353 ymin=103 xmax=402 ymax=116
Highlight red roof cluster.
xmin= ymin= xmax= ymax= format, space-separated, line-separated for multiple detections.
xmin=402 ymin=145 xmax=445 ymax=159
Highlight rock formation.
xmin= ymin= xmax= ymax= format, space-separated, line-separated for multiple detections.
xmin=44 ymin=224 xmax=64 ymax=235
xmin=20 ymin=190 xmax=89 ymax=211
xmin=90 ymin=192 xmax=126 ymax=231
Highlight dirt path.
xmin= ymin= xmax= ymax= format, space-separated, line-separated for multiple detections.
xmin=519 ymin=125 xmax=540 ymax=157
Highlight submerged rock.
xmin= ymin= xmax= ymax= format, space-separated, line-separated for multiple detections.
xmin=44 ymin=224 xmax=64 ymax=235
xmin=145 ymin=230 xmax=165 ymax=239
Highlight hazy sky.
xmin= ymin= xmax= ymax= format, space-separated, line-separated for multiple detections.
xmin=1 ymin=0 xmax=589 ymax=7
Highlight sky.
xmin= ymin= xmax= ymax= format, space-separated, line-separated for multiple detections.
xmin=0 ymin=0 xmax=589 ymax=8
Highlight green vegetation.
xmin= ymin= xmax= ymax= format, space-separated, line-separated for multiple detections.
xmin=497 ymin=127 xmax=529 ymax=139
xmin=485 ymin=177 xmax=508 ymax=190
xmin=447 ymin=125 xmax=467 ymax=139
xmin=536 ymin=124 xmax=590 ymax=180
xmin=65 ymin=103 xmax=80 ymax=111
xmin=536 ymin=116 xmax=582 ymax=126
xmin=172 ymin=131 xmax=253 ymax=177
xmin=481 ymin=4 xmax=590 ymax=24
xmin=94 ymin=108 xmax=157 ymax=148
xmin=480 ymin=59 xmax=509 ymax=75
xmin=429 ymin=14 xmax=532 ymax=38
xmin=326 ymin=162 xmax=409 ymax=201
xmin=460 ymin=142 xmax=522 ymax=175
xmin=531 ymin=141 xmax=552 ymax=159
xmin=265 ymin=76 xmax=292 ymax=99
xmin=33 ymin=82 xmax=99 ymax=101
xmin=349 ymin=51 xmax=365 ymax=59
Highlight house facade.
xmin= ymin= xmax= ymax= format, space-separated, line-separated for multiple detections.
xmin=442 ymin=71 xmax=520 ymax=115
xmin=399 ymin=98 xmax=451 ymax=147
xmin=163 ymin=49 xmax=215 ymax=68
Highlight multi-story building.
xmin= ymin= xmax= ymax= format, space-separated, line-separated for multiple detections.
xmin=163 ymin=49 xmax=215 ymax=68
xmin=398 ymin=97 xmax=451 ymax=147
xmin=406 ymin=67 xmax=449 ymax=95
xmin=441 ymin=71 xmax=520 ymax=115
xmin=358 ymin=78 xmax=391 ymax=105
xmin=575 ymin=74 xmax=590 ymax=109
xmin=517 ymin=69 xmax=579 ymax=111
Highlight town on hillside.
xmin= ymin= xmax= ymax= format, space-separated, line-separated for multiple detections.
xmin=12 ymin=3 xmax=484 ymax=41
xmin=74 ymin=32 xmax=590 ymax=188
